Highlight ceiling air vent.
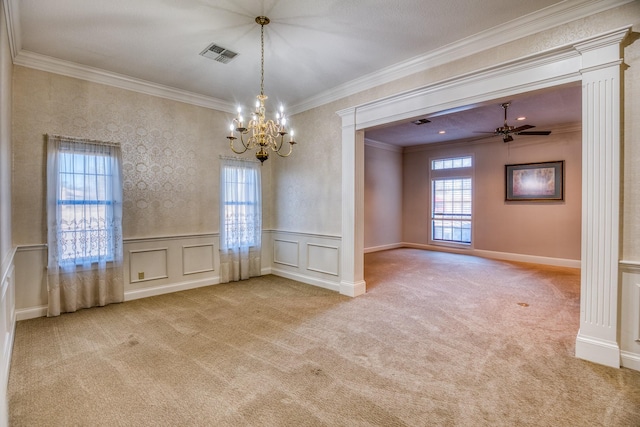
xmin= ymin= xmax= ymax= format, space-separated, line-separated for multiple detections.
xmin=200 ymin=43 xmax=238 ymax=64
xmin=412 ymin=118 xmax=431 ymax=125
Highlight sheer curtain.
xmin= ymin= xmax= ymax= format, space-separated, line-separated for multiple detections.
xmin=219 ymin=157 xmax=262 ymax=283
xmin=46 ymin=135 xmax=124 ymax=316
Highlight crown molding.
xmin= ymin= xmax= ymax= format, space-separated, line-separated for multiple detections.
xmin=290 ymin=0 xmax=634 ymax=114
xmin=4 ymin=0 xmax=632 ymax=114
xmin=364 ymin=138 xmax=403 ymax=153
xmin=2 ymin=0 xmax=21 ymax=59
xmin=13 ymin=50 xmax=236 ymax=113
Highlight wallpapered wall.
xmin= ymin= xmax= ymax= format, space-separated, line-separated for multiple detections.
xmin=271 ymin=101 xmax=343 ymax=236
xmin=0 ymin=2 xmax=11 ymax=263
xmin=12 ymin=66 xmax=273 ymax=244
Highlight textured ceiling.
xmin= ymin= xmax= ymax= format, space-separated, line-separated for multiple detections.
xmin=365 ymin=84 xmax=582 ymax=147
xmin=9 ymin=0 xmax=595 ymax=145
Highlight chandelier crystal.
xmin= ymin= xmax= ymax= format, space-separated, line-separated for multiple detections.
xmin=227 ymin=16 xmax=296 ymax=163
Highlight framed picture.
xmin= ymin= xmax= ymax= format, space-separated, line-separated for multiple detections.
xmin=505 ymin=161 xmax=564 ymax=201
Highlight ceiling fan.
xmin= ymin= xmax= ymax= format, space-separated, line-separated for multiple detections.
xmin=479 ymin=102 xmax=552 ymax=142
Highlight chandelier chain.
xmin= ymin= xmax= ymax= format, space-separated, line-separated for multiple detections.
xmin=260 ymin=23 xmax=265 ymax=97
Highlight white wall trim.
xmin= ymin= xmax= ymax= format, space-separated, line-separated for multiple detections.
xmin=0 ymin=246 xmax=16 ymax=427
xmin=15 ymin=244 xmax=46 ymax=252
xmin=2 ymin=0 xmax=21 ymax=60
xmin=271 ymin=267 xmax=339 ymax=292
xmin=128 ymin=248 xmax=169 ymax=283
xmin=265 ymin=229 xmax=341 ymax=241
xmin=291 ymin=0 xmax=634 ymax=113
xmin=306 ymin=243 xmax=340 ymax=276
xmin=364 ymin=243 xmax=404 ymax=254
xmin=273 ymin=239 xmax=300 ymax=268
xmin=621 ymin=351 xmax=640 ymax=371
xmin=13 ymin=50 xmax=235 ymax=113
xmin=15 ymin=305 xmax=46 ymax=321
xmin=352 ymin=46 xmax=584 ymax=131
xmin=371 ymin=243 xmax=582 ymax=268
xmin=124 ymin=276 xmax=219 ymax=302
xmin=124 ymin=232 xmax=218 ymax=244
xmin=0 ymin=247 xmax=16 ymax=287
xmin=620 ymin=260 xmax=640 ymax=273
xmin=7 ymin=0 xmax=630 ymax=115
xmin=182 ymin=243 xmax=215 ymax=275
xmin=364 ymin=139 xmax=404 ymax=153
xmin=575 ymin=334 xmax=621 ymax=369
xmin=339 ymin=280 xmax=367 ymax=298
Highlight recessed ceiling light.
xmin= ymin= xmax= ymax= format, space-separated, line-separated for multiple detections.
xmin=438 ymin=130 xmax=446 ymax=134
xmin=516 ymin=116 xmax=526 ymax=121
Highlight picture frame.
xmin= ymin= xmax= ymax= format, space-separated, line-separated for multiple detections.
xmin=505 ymin=161 xmax=564 ymax=201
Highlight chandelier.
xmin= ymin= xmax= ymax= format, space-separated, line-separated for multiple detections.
xmin=227 ymin=16 xmax=296 ymax=163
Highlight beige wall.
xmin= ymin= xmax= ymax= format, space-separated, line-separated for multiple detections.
xmin=364 ymin=142 xmax=402 ymax=249
xmin=622 ymin=30 xmax=640 ymax=261
xmin=402 ymin=129 xmax=582 ymax=260
xmin=272 ymin=101 xmax=343 ymax=236
xmin=0 ymin=1 xmax=11 ymax=262
xmin=11 ymin=66 xmax=273 ymax=245
xmin=285 ymin=2 xmax=640 ymax=261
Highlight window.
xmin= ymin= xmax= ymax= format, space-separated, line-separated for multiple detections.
xmin=432 ymin=156 xmax=472 ymax=170
xmin=220 ymin=159 xmax=261 ymax=249
xmin=47 ymin=137 xmax=123 ymax=267
xmin=431 ymin=156 xmax=473 ymax=245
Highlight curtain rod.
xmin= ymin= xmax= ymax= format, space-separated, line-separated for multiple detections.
xmin=219 ymin=154 xmax=260 ymax=164
xmin=47 ymin=134 xmax=121 ymax=147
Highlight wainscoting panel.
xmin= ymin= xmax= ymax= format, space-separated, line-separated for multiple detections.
xmin=273 ymin=239 xmax=299 ymax=268
xmin=307 ymin=243 xmax=339 ymax=276
xmin=12 ymin=231 xmax=340 ymax=319
xmin=183 ymin=244 xmax=215 ymax=275
xmin=123 ymin=234 xmax=220 ymax=300
xmin=13 ymin=245 xmax=47 ymax=319
xmin=620 ymin=261 xmax=640 ymax=371
xmin=0 ymin=248 xmax=16 ymax=425
xmin=129 ymin=248 xmax=168 ymax=283
xmin=269 ymin=231 xmax=341 ymax=292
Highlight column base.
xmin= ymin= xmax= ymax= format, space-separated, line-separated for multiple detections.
xmin=575 ymin=331 xmax=620 ymax=368
xmin=339 ymin=280 xmax=366 ymax=297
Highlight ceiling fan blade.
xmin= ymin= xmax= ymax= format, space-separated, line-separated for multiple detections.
xmin=517 ymin=130 xmax=552 ymax=135
xmin=512 ymin=124 xmax=535 ymax=133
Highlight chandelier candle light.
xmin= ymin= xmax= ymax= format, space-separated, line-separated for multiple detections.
xmin=227 ymin=16 xmax=296 ymax=163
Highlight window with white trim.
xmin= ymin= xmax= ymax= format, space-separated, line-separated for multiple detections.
xmin=431 ymin=156 xmax=473 ymax=245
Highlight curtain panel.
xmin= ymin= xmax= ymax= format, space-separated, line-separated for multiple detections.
xmin=219 ymin=157 xmax=262 ymax=283
xmin=46 ymin=135 xmax=124 ymax=316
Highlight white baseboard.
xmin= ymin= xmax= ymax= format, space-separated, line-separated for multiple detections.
xmin=271 ymin=267 xmax=340 ymax=292
xmin=15 ymin=305 xmax=47 ymax=321
xmin=125 ymin=277 xmax=219 ymax=301
xmin=400 ymin=242 xmax=581 ymax=268
xmin=575 ymin=333 xmax=621 ymax=368
xmin=340 ymin=280 xmax=367 ymax=297
xmin=621 ymin=351 xmax=640 ymax=371
xmin=364 ymin=243 xmax=403 ymax=254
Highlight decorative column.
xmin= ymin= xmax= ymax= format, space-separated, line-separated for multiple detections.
xmin=337 ymin=107 xmax=366 ymax=297
xmin=574 ymin=28 xmax=629 ymax=368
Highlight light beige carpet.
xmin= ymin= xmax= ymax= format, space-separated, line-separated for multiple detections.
xmin=8 ymin=249 xmax=640 ymax=426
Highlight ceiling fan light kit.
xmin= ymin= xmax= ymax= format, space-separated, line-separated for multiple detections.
xmin=492 ymin=102 xmax=551 ymax=143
